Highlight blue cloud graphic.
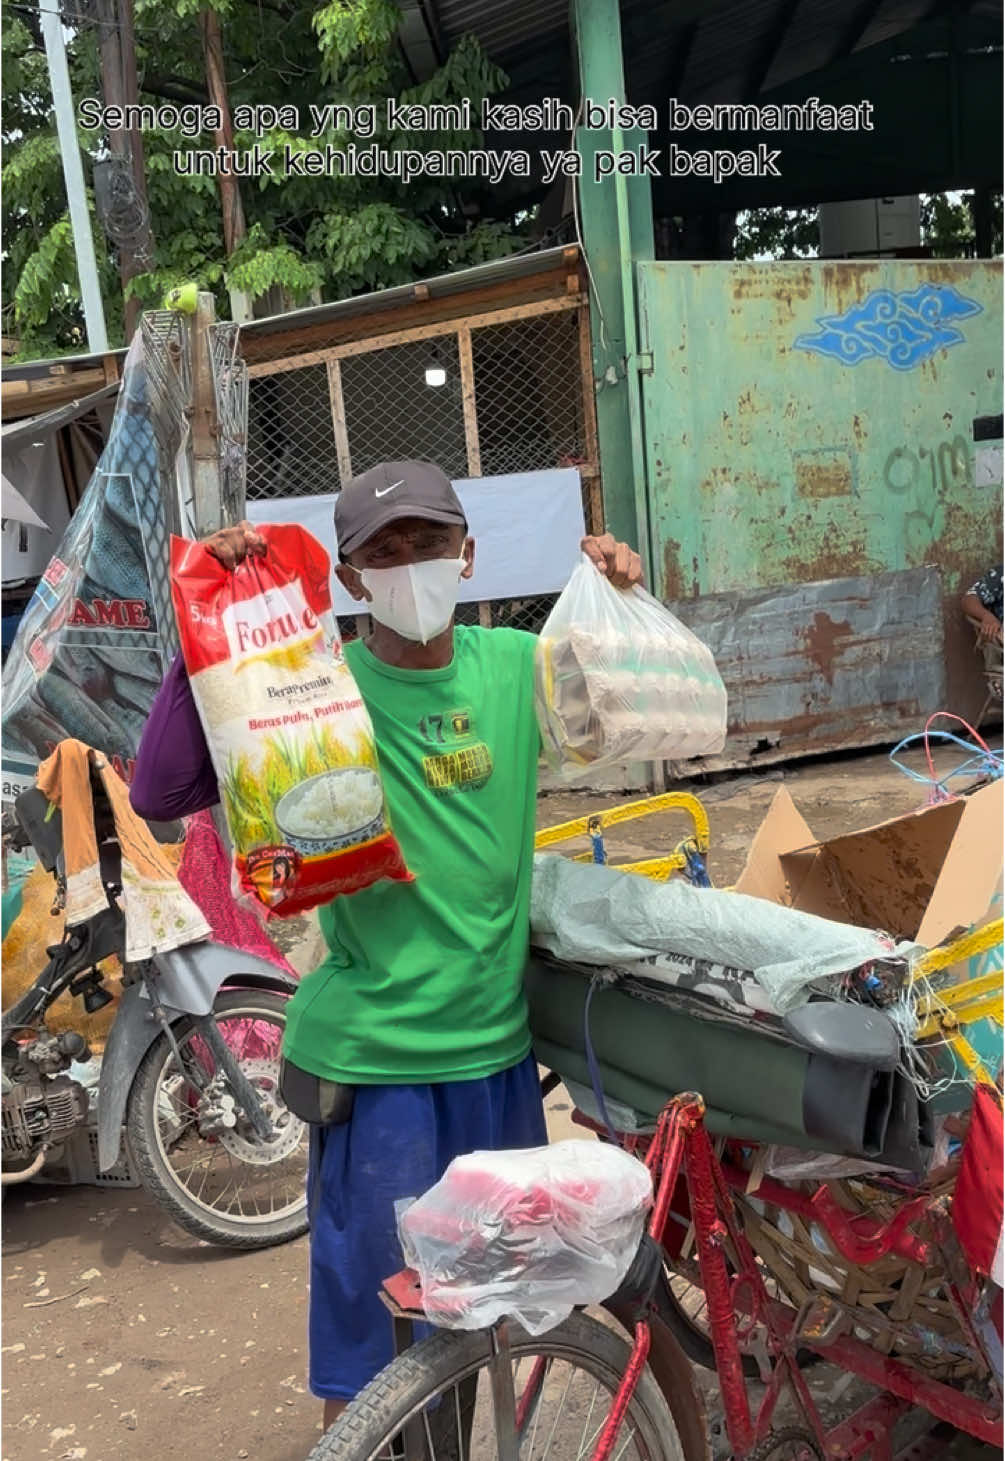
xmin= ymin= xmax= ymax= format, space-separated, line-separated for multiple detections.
xmin=794 ymin=283 xmax=982 ymax=370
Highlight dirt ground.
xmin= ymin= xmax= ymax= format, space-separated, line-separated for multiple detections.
xmin=2 ymin=747 xmax=996 ymax=1461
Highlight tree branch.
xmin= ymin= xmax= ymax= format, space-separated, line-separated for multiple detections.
xmin=140 ymin=74 xmax=209 ymax=105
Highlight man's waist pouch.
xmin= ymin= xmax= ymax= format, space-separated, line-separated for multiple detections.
xmin=280 ymin=1056 xmax=355 ymax=1126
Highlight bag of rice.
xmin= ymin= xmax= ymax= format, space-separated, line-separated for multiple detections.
xmin=535 ymin=554 xmax=727 ymax=778
xmin=170 ymin=523 xmax=411 ymax=916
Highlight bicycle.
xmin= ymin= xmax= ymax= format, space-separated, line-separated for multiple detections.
xmin=309 ymin=1078 xmax=1001 ymax=1460
xmin=307 ymin=787 xmax=1002 ymax=1460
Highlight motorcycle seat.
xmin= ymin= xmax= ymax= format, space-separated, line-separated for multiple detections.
xmin=782 ymin=1001 xmax=900 ymax=1070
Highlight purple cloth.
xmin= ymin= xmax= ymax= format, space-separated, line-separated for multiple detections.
xmin=130 ymin=653 xmax=219 ymax=821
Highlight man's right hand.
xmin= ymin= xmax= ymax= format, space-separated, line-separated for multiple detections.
xmin=205 ymin=520 xmax=267 ymax=570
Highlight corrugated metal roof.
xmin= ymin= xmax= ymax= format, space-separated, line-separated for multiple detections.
xmin=623 ymin=0 xmax=935 ymax=105
xmin=434 ymin=0 xmax=570 ymax=62
xmin=1 ymin=383 xmax=119 ymax=442
xmin=240 ymin=243 xmax=576 ymax=341
xmin=1 ymin=247 xmax=575 ymax=375
xmin=437 ymin=0 xmax=941 ymax=107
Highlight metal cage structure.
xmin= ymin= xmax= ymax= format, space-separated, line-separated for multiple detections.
xmin=242 ymin=288 xmax=601 ymax=640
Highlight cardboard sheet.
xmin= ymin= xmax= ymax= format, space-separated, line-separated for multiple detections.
xmin=736 ymin=781 xmax=1004 ymax=951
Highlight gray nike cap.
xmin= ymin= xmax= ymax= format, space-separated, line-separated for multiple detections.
xmin=334 ymin=460 xmax=466 ymax=557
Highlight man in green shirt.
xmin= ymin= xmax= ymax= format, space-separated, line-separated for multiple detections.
xmin=164 ymin=460 xmax=641 ymax=1425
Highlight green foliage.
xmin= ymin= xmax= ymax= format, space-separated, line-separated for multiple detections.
xmin=733 ymin=207 xmax=819 ymax=261
xmin=307 ymin=203 xmax=436 ymax=290
xmin=313 ymin=0 xmax=400 ymax=75
xmin=3 ymin=0 xmax=524 ymax=359
xmin=14 ymin=217 xmax=79 ymax=329
xmin=441 ymin=220 xmax=526 ymax=271
xmin=922 ymin=191 xmax=1003 ymax=258
xmin=226 ymin=224 xmax=324 ymax=299
xmin=733 ymin=193 xmax=1003 ymax=261
xmin=2 ymin=132 xmax=65 ymax=226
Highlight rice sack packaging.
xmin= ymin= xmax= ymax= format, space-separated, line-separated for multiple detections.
xmin=170 ymin=524 xmax=411 ymax=916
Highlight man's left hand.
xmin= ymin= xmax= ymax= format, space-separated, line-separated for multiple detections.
xmin=581 ymin=534 xmax=644 ymax=590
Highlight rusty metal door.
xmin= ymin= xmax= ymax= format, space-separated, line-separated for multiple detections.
xmin=636 ymin=259 xmax=1003 ymax=759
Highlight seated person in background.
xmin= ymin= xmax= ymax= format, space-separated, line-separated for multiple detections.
xmin=961 ymin=566 xmax=1003 ymax=653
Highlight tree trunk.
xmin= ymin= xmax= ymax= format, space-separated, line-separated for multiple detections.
xmin=98 ymin=0 xmax=156 ymax=338
xmin=201 ymin=9 xmax=252 ymax=321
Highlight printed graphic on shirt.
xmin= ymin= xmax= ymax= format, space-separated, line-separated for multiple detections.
xmin=422 ymin=742 xmax=494 ymax=792
xmin=418 ymin=709 xmax=473 ymax=745
xmin=417 ymin=707 xmax=492 ymax=792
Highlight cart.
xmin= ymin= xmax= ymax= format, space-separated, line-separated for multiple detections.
xmin=309 ymin=793 xmax=1003 ymax=1461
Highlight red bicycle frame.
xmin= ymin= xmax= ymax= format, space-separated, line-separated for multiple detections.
xmin=379 ymin=1091 xmax=1001 ymax=1461
xmin=588 ymin=1093 xmax=1002 ymax=1461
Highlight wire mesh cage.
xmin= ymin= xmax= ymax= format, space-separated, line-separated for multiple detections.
xmin=141 ymin=309 xmax=192 ymax=538
xmin=244 ymin=299 xmax=597 ymax=633
xmin=246 ymin=363 xmax=340 ymax=500
xmin=338 ymin=336 xmax=468 ymax=484
xmin=207 ymin=321 xmax=248 ymax=525
xmin=470 ymin=312 xmax=588 ymax=477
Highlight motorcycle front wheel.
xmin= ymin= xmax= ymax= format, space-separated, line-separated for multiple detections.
xmin=126 ymin=989 xmax=309 ymax=1248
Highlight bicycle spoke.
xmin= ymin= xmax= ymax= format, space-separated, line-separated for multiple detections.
xmin=520 ymin=1357 xmax=551 ymax=1456
xmin=611 ymin=1427 xmax=639 ymax=1461
xmin=575 ymin=1378 xmax=601 ymax=1461
xmin=454 ymin=1380 xmax=465 ymax=1461
xmin=347 ymin=1313 xmax=681 ymax=1461
xmin=539 ymin=1367 xmax=574 ymax=1461
xmin=581 ymin=1406 xmax=611 ymax=1460
xmin=422 ymin=1406 xmax=437 ymax=1460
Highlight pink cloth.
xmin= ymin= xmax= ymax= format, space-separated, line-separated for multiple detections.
xmin=178 ymin=811 xmax=298 ymax=979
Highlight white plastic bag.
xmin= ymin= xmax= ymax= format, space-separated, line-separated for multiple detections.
xmin=763 ymin=1146 xmax=908 ymax=1182
xmin=535 ymin=556 xmax=727 ymax=777
xmin=397 ymin=1140 xmax=653 ymax=1336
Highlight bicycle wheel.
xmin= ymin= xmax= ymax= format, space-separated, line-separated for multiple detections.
xmin=126 ymin=990 xmax=308 ymax=1248
xmin=310 ymin=1311 xmax=684 ymax=1461
xmin=661 ymin=1266 xmax=814 ymax=1377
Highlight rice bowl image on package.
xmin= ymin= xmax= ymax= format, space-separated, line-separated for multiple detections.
xmin=170 ymin=523 xmax=412 ymax=916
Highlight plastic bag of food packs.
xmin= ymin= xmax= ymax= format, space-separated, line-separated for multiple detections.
xmin=170 ymin=524 xmax=411 ymax=916
xmin=535 ymin=556 xmax=727 ymax=777
xmin=398 ymin=1140 xmax=652 ymax=1335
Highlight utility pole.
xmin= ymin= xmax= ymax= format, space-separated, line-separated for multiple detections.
xmin=38 ymin=0 xmax=109 ymax=353
xmin=96 ymin=0 xmax=156 ymax=338
xmin=200 ymin=9 xmax=253 ymax=322
xmin=119 ymin=0 xmax=150 ymax=230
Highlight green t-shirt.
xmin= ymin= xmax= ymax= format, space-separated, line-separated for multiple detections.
xmin=282 ymin=625 xmax=540 ymax=1084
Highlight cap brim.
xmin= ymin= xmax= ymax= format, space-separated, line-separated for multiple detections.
xmin=336 ymin=500 xmax=467 ymax=556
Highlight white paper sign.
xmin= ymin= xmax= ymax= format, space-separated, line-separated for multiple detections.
xmin=976 ymin=445 xmax=1003 ymax=488
xmin=249 ymin=469 xmax=587 ymax=616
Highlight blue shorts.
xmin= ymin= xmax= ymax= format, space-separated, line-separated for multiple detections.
xmin=306 ymin=1053 xmax=548 ymax=1400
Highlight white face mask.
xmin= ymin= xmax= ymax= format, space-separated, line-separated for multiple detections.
xmin=352 ymin=556 xmax=467 ymax=643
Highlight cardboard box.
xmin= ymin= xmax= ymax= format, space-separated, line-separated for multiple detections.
xmin=735 ymin=780 xmax=1003 ymax=954
xmin=735 ymin=781 xmax=1003 ymax=1091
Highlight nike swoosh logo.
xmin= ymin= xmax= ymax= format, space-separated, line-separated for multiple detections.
xmin=375 ymin=480 xmax=406 ymax=498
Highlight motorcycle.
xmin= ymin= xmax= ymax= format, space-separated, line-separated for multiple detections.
xmin=1 ymin=778 xmax=309 ymax=1248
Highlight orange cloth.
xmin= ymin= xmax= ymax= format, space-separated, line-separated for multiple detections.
xmin=35 ymin=740 xmax=210 ymax=962
xmin=1 ymin=838 xmax=184 ymax=1050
